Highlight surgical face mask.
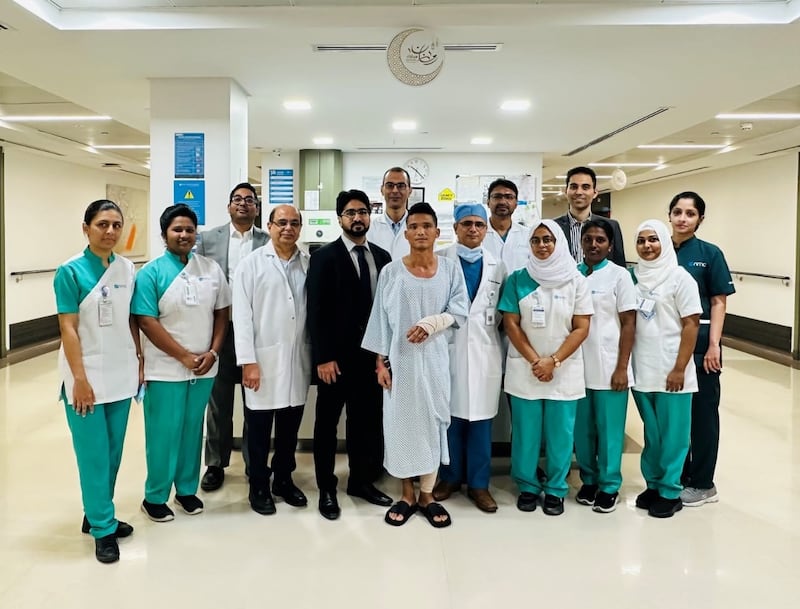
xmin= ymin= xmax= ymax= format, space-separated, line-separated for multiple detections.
xmin=457 ymin=243 xmax=483 ymax=263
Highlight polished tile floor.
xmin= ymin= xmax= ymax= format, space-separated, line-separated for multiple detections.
xmin=0 ymin=349 xmax=798 ymax=609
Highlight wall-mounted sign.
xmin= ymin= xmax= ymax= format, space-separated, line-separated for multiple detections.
xmin=269 ymin=169 xmax=294 ymax=205
xmin=438 ymin=188 xmax=455 ymax=202
xmin=387 ymin=28 xmax=444 ymax=86
xmin=174 ymin=180 xmax=205 ymax=225
xmin=174 ymin=132 xmax=204 ymax=179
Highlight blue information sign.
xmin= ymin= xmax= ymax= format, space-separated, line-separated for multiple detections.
xmin=174 ymin=132 xmax=205 ymax=179
xmin=269 ymin=168 xmax=294 ymax=205
xmin=174 ymin=180 xmax=206 ymax=225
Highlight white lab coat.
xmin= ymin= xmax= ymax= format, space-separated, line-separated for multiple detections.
xmin=483 ymin=221 xmax=531 ymax=273
xmin=58 ymin=255 xmax=138 ymax=403
xmin=141 ymin=254 xmax=231 ymax=382
xmin=233 ymin=242 xmax=311 ymax=410
xmin=631 ymin=266 xmax=702 ymax=393
xmin=581 ymin=262 xmax=637 ymax=390
xmin=439 ymin=246 xmax=506 ymax=421
xmin=368 ymin=213 xmax=410 ymax=260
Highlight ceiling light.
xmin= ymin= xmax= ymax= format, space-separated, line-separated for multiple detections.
xmin=654 ymin=164 xmax=668 ymax=171
xmin=500 ymin=100 xmax=530 ymax=112
xmin=0 ymin=115 xmax=111 ymax=122
xmin=92 ymin=144 xmax=150 ymax=150
xmin=637 ymin=144 xmax=727 ymax=150
xmin=471 ymin=137 xmax=492 ymax=145
xmin=589 ymin=162 xmax=661 ymax=167
xmin=312 ymin=136 xmax=333 ymax=146
xmin=392 ymin=120 xmax=417 ymax=131
xmin=283 ymin=100 xmax=311 ymax=111
xmin=716 ymin=113 xmax=800 ymax=120
xmin=719 ymin=145 xmax=738 ymax=154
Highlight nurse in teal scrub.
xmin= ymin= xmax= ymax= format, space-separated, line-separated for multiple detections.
xmin=132 ymin=205 xmax=231 ymax=524
xmin=55 ymin=199 xmax=141 ymax=564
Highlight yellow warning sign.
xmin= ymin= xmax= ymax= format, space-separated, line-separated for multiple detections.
xmin=184 ymin=190 xmax=195 ymax=200
xmin=438 ymin=188 xmax=455 ymax=202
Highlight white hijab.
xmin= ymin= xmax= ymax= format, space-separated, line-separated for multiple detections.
xmin=634 ymin=219 xmax=678 ymax=292
xmin=525 ymin=219 xmax=581 ymax=288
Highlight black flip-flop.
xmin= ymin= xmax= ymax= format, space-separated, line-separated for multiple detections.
xmin=420 ymin=502 xmax=452 ymax=528
xmin=384 ymin=500 xmax=417 ymax=526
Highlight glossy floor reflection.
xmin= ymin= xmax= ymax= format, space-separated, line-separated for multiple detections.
xmin=0 ymin=349 xmax=798 ymax=609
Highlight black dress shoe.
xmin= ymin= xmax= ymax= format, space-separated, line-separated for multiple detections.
xmin=272 ymin=480 xmax=308 ymax=507
xmin=201 ymin=466 xmax=225 ymax=492
xmin=94 ymin=534 xmax=120 ymax=564
xmin=346 ymin=483 xmax=393 ymax=507
xmin=82 ymin=516 xmax=134 ymax=538
xmin=318 ymin=490 xmax=341 ymax=520
xmin=249 ymin=488 xmax=277 ymax=515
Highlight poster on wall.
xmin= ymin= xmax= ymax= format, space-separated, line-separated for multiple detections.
xmin=269 ymin=169 xmax=294 ymax=205
xmin=174 ymin=132 xmax=205 ymax=179
xmin=107 ymin=184 xmax=149 ymax=259
xmin=174 ymin=180 xmax=206 ymax=225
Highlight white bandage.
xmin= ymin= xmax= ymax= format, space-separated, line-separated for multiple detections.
xmin=415 ymin=313 xmax=455 ymax=336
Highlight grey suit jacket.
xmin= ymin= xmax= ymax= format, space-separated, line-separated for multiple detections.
xmin=196 ymin=222 xmax=270 ymax=281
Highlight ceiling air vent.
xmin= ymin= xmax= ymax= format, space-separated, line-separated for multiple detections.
xmin=313 ymin=43 xmax=501 ymax=53
xmin=564 ymin=107 xmax=671 ymax=156
xmin=356 ymin=146 xmax=444 ymax=151
xmin=0 ymin=22 xmax=11 ymax=31
xmin=633 ymin=166 xmax=710 ymax=185
xmin=102 ymin=162 xmax=121 ymax=168
xmin=756 ymin=145 xmax=800 ymax=156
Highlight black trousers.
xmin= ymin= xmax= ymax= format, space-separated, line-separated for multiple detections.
xmin=682 ymin=360 xmax=721 ymax=489
xmin=245 ymin=405 xmax=304 ymax=491
xmin=313 ymin=353 xmax=384 ymax=491
xmin=204 ymin=322 xmax=249 ymax=469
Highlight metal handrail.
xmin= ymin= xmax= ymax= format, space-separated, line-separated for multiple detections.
xmin=730 ymin=270 xmax=791 ymax=286
xmin=10 ymin=260 xmax=148 ymax=280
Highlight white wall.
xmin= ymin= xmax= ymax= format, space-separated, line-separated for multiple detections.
xmin=612 ymin=154 xmax=798 ymax=330
xmin=3 ymin=148 xmax=149 ymax=346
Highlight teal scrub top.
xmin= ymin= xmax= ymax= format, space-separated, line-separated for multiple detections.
xmin=131 ymin=251 xmax=192 ymax=317
xmin=54 ymin=248 xmax=117 ymax=313
xmin=674 ymin=236 xmax=735 ymax=354
xmin=498 ymin=268 xmax=541 ymax=314
xmin=577 ymin=258 xmax=609 ymax=277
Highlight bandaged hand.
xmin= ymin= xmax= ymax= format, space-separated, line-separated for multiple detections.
xmin=412 ymin=313 xmax=455 ymax=340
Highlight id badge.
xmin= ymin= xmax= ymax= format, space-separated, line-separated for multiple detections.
xmin=485 ymin=308 xmax=496 ymax=326
xmin=184 ymin=282 xmax=199 ymax=306
xmin=98 ymin=299 xmax=113 ymax=327
xmin=638 ymin=297 xmax=655 ymax=321
xmin=531 ymin=305 xmax=546 ymax=328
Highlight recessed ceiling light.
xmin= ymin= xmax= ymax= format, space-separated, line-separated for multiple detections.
xmin=500 ymin=100 xmax=530 ymax=112
xmin=471 ymin=137 xmax=493 ymax=145
xmin=392 ymin=120 xmax=417 ymax=131
xmin=654 ymin=164 xmax=668 ymax=171
xmin=589 ymin=162 xmax=662 ymax=167
xmin=637 ymin=144 xmax=727 ymax=150
xmin=312 ymin=136 xmax=333 ymax=146
xmin=92 ymin=144 xmax=150 ymax=150
xmin=719 ymin=145 xmax=738 ymax=154
xmin=716 ymin=113 xmax=800 ymax=120
xmin=283 ymin=100 xmax=311 ymax=111
xmin=0 ymin=115 xmax=111 ymax=122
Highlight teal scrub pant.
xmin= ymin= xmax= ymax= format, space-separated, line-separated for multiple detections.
xmin=63 ymin=391 xmax=131 ymax=539
xmin=632 ymin=390 xmax=692 ymax=500
xmin=143 ymin=379 xmax=214 ymax=504
xmin=574 ymin=388 xmax=629 ymax=494
xmin=510 ymin=396 xmax=577 ymax=497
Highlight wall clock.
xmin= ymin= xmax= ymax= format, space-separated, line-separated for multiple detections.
xmin=404 ymin=157 xmax=429 ymax=185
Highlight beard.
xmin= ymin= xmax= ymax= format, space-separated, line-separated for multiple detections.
xmin=343 ymin=222 xmax=368 ymax=238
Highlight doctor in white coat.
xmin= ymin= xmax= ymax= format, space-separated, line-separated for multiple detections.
xmin=433 ymin=204 xmax=506 ymax=513
xmin=368 ymin=166 xmax=412 ymax=260
xmin=483 ymin=178 xmax=531 ymax=273
xmin=233 ymin=204 xmax=311 ymax=516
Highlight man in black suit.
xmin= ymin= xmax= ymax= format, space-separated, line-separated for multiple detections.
xmin=307 ymin=189 xmax=393 ymax=520
xmin=553 ymin=167 xmax=626 ymax=267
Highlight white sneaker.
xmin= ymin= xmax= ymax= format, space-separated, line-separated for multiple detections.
xmin=680 ymin=485 xmax=719 ymax=507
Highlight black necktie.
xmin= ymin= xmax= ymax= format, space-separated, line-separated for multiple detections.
xmin=355 ymin=245 xmax=372 ymax=301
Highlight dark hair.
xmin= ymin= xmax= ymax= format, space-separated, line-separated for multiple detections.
xmin=382 ymin=166 xmax=411 ymax=186
xmin=84 ymin=199 xmax=123 ymax=225
xmin=268 ymin=205 xmax=303 ymax=224
xmin=336 ymin=189 xmax=370 ymax=216
xmin=229 ymin=182 xmax=258 ymax=202
xmin=487 ymin=178 xmax=518 ymax=198
xmin=669 ymin=191 xmax=706 ymax=217
xmin=566 ymin=166 xmax=597 ymax=189
xmin=406 ymin=202 xmax=438 ymax=226
xmin=160 ymin=204 xmax=197 ymax=235
xmin=581 ymin=218 xmax=614 ymax=243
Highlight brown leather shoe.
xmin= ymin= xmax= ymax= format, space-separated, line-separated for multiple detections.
xmin=468 ymin=488 xmax=498 ymax=513
xmin=432 ymin=480 xmax=461 ymax=502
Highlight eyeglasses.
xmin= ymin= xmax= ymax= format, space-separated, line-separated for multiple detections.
xmin=272 ymin=219 xmax=301 ymax=228
xmin=340 ymin=209 xmax=370 ymax=218
xmin=383 ymin=182 xmax=408 ymax=191
xmin=231 ymin=195 xmax=257 ymax=206
xmin=458 ymin=220 xmax=487 ymax=229
xmin=489 ymin=193 xmax=516 ymax=201
xmin=530 ymin=236 xmax=555 ymax=245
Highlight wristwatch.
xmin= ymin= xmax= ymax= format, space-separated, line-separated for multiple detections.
xmin=551 ymin=354 xmax=561 ymax=368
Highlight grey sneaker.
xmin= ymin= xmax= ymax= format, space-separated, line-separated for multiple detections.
xmin=680 ymin=485 xmax=719 ymax=507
